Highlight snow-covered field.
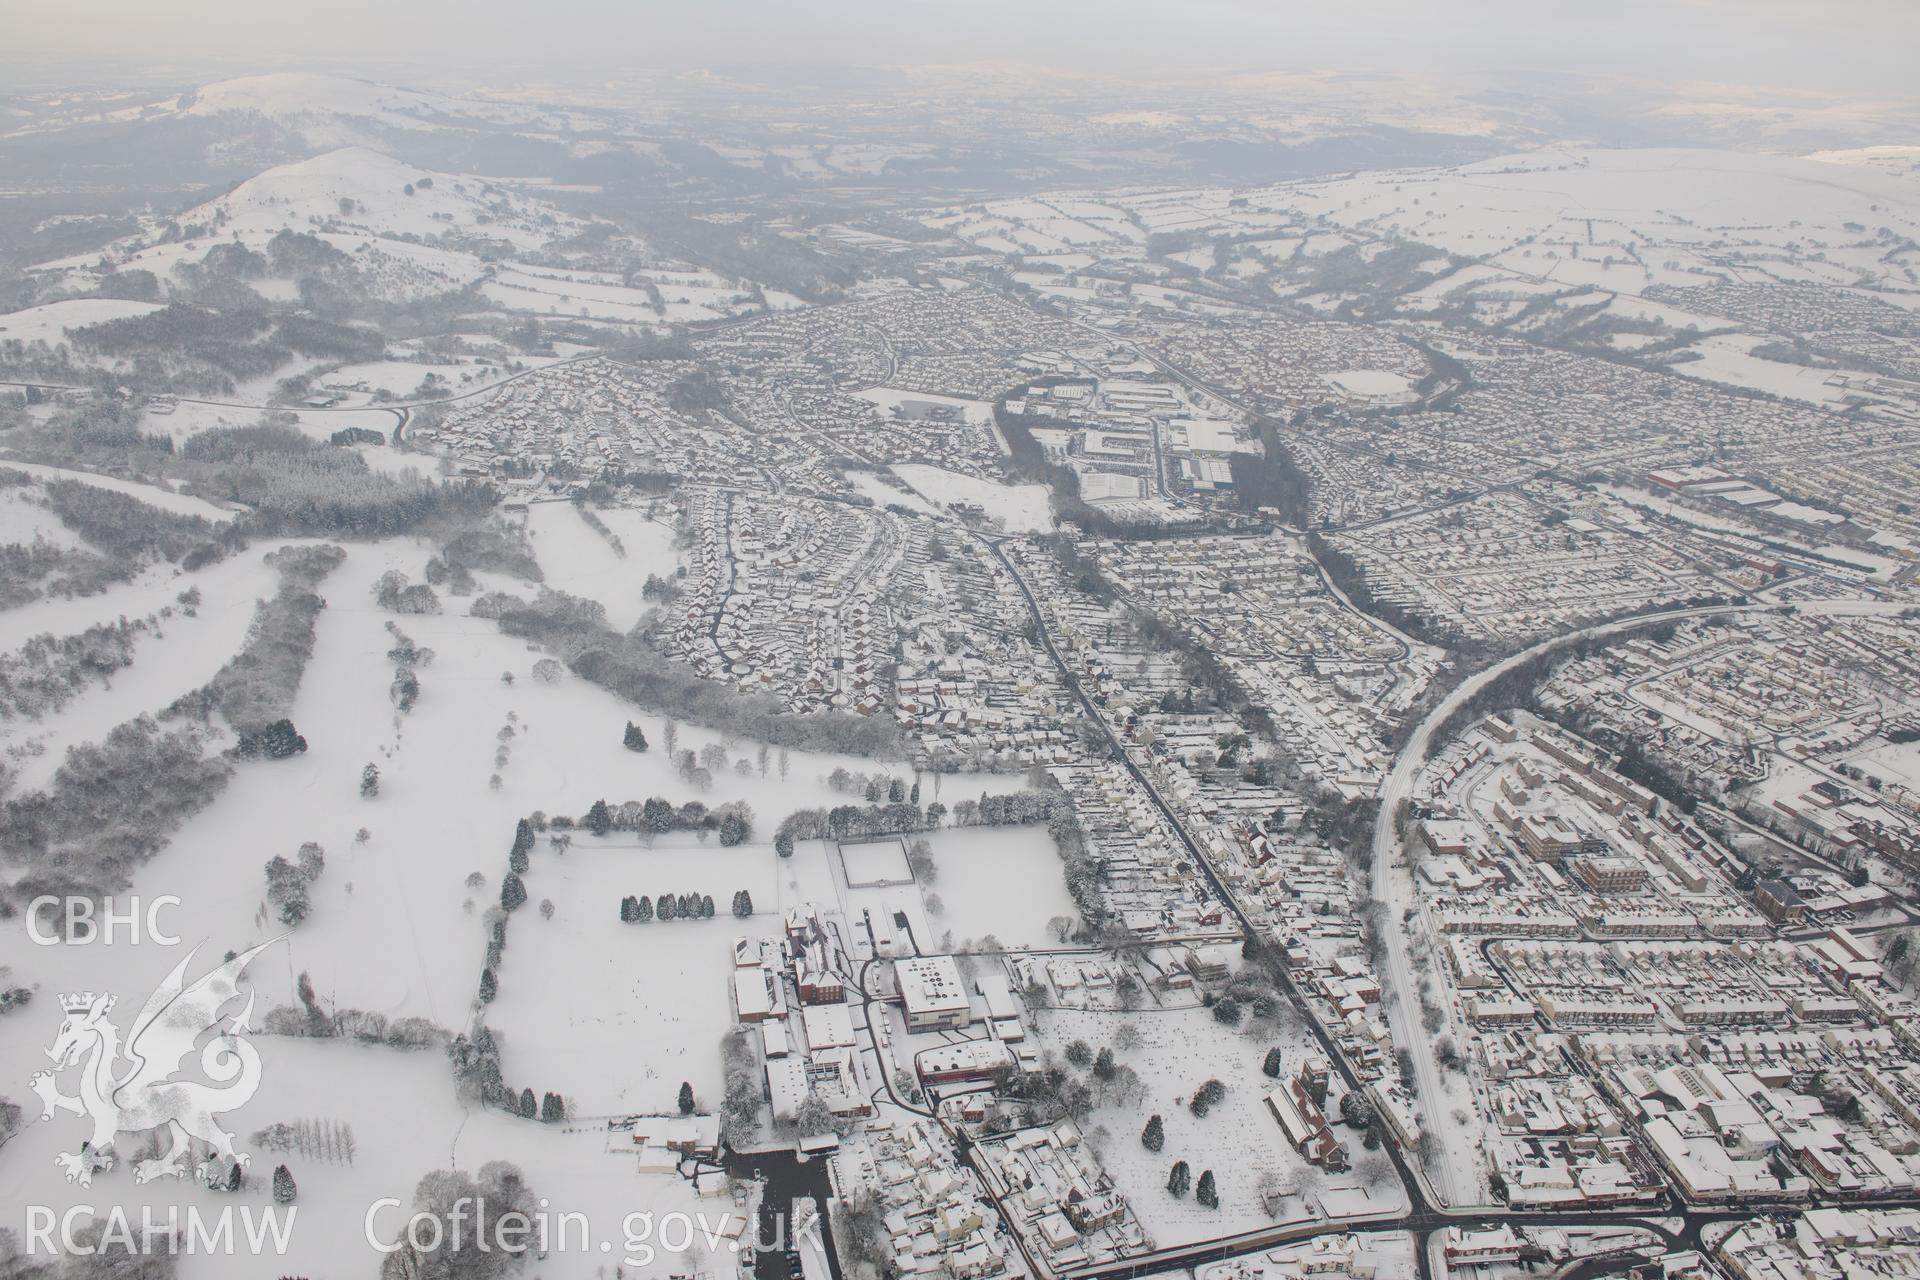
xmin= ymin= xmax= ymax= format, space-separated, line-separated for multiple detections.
xmin=0 ymin=1034 xmax=744 ymax=1280
xmin=524 ymin=500 xmax=680 ymax=631
xmin=843 ymin=470 xmax=939 ymax=516
xmin=1676 ymin=333 xmax=1851 ymax=405
xmin=1839 ymin=739 xmax=1920 ymax=791
xmin=487 ymin=837 xmax=791 ymax=1115
xmin=916 ymin=825 xmax=1077 ymax=950
xmin=0 ymin=297 xmax=163 ymax=345
xmin=1241 ymin=148 xmax=1920 ymax=287
xmin=890 ymin=465 xmax=1054 ymax=534
xmin=320 ymin=358 xmax=485 ymax=397
xmin=854 ymin=387 xmax=994 ymax=425
xmin=0 ymin=484 xmax=87 ymax=550
xmin=1324 ymin=369 xmax=1414 ymax=399
xmin=839 ymin=836 xmax=913 ymax=886
xmin=487 ymin=265 xmax=758 ymax=326
xmin=140 ymin=399 xmax=402 ymax=450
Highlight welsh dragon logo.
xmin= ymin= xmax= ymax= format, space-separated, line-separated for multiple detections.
xmin=29 ymin=939 xmax=278 ymax=1188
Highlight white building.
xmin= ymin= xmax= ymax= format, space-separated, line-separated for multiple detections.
xmin=897 ymin=955 xmax=972 ymax=1032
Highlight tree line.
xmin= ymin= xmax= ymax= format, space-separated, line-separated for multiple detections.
xmin=616 ymin=891 xmax=748 ymax=922
xmin=491 ymin=587 xmax=901 ymax=758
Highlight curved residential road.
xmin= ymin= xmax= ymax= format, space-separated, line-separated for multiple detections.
xmin=1360 ymin=595 xmax=1915 ymax=1201
xmin=1369 ymin=600 xmax=1774 ymax=1206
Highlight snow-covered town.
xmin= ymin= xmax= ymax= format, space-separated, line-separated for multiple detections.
xmin=5 ymin=8 xmax=1920 ymax=1280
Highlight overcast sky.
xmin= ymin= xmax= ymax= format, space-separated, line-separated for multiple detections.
xmin=4 ymin=0 xmax=1914 ymax=99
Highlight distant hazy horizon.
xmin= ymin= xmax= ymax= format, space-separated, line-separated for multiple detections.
xmin=3 ymin=0 xmax=1916 ymax=101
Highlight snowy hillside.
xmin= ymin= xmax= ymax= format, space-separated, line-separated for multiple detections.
xmin=2 ymin=140 xmax=784 ymax=373
xmin=948 ymin=147 xmax=1920 ymax=408
xmin=1245 ymin=147 xmax=1920 ymax=283
xmin=179 ymin=72 xmax=448 ymax=120
xmin=15 ymin=149 xmax=610 ymax=320
xmin=0 ymin=298 xmax=165 ymax=347
xmin=193 ymin=146 xmax=579 ymax=251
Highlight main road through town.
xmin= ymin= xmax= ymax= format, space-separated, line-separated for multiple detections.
xmin=981 ymin=534 xmax=1432 ymax=1207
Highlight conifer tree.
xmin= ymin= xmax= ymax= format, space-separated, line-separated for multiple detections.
xmin=1168 ymin=1161 xmax=1190 ymax=1197
xmin=258 ymin=719 xmax=307 ymax=759
xmin=678 ymin=1082 xmax=695 ymax=1115
xmin=1142 ymin=1115 xmax=1164 ymax=1151
xmin=272 ymin=1164 xmax=297 ymax=1204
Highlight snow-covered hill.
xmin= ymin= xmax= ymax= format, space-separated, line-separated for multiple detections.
xmin=12 ymin=148 xmax=594 ymax=312
xmin=3 ymin=144 xmax=770 ymax=380
xmin=179 ymin=73 xmax=465 ymax=125
xmin=0 ymin=71 xmax=667 ymax=203
xmin=196 ymin=146 xmax=579 ymax=251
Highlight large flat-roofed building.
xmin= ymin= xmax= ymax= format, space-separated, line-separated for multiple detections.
xmin=896 ymin=955 xmax=972 ymax=1032
xmin=1515 ymin=812 xmax=1603 ymax=861
xmin=802 ymin=1002 xmax=857 ymax=1051
xmin=916 ymin=1039 xmax=1013 ymax=1086
xmin=1571 ymin=855 xmax=1650 ymax=894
